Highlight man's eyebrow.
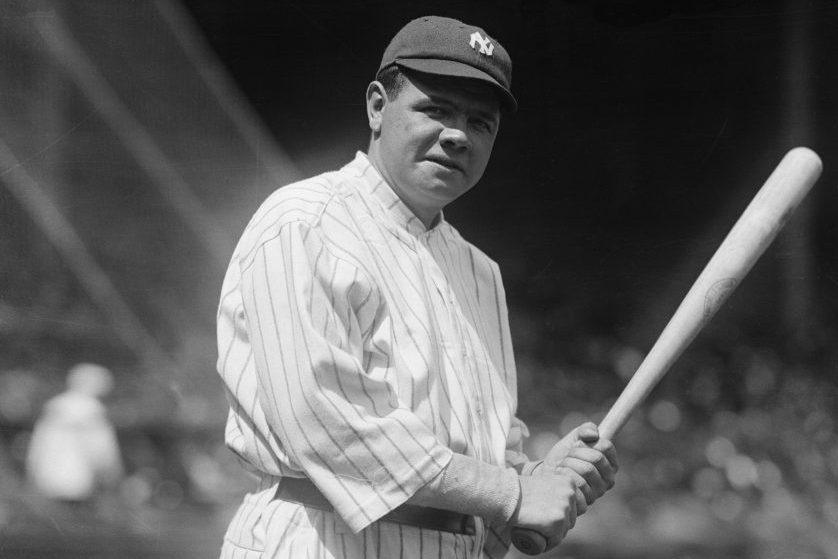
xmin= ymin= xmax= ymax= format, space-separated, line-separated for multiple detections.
xmin=474 ymin=107 xmax=500 ymax=124
xmin=424 ymin=94 xmax=458 ymax=108
xmin=425 ymin=94 xmax=499 ymax=123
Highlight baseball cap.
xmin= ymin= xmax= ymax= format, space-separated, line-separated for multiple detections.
xmin=378 ymin=15 xmax=517 ymax=113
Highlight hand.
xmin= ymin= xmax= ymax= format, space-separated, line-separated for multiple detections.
xmin=541 ymin=422 xmax=619 ymax=508
xmin=510 ymin=472 xmax=578 ymax=552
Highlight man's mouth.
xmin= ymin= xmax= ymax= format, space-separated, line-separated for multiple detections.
xmin=426 ymin=157 xmax=463 ymax=173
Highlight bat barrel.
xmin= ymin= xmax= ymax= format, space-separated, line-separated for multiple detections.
xmin=597 ymin=147 xmax=822 ymax=441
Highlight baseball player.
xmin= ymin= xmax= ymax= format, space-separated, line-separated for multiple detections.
xmin=216 ymin=15 xmax=618 ymax=558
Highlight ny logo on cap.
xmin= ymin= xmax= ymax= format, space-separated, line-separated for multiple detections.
xmin=469 ymin=32 xmax=494 ymax=56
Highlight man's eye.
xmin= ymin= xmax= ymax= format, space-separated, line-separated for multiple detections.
xmin=424 ymin=106 xmax=445 ymax=117
xmin=471 ymin=120 xmax=492 ymax=133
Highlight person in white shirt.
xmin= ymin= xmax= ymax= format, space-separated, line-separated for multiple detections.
xmin=26 ymin=362 xmax=123 ymax=503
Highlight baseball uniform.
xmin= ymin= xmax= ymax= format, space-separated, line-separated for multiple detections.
xmin=216 ymin=152 xmax=529 ymax=558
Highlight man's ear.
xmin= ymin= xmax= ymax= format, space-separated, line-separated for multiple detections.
xmin=366 ymin=81 xmax=386 ymax=134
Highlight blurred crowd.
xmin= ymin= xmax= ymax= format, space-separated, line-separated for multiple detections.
xmin=515 ymin=329 xmax=838 ymax=558
xmin=1 ymin=325 xmax=836 ymax=558
xmin=0 ymin=360 xmax=251 ymax=542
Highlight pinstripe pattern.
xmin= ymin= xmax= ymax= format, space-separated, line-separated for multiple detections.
xmin=217 ymin=153 xmax=528 ymax=557
xmin=220 ymin=495 xmax=494 ymax=559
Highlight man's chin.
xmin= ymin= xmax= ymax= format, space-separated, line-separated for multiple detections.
xmin=429 ymin=180 xmax=473 ymax=204
xmin=404 ymin=168 xmax=472 ymax=199
xmin=426 ymin=168 xmax=470 ymax=188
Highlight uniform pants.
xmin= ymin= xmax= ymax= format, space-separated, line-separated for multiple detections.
xmin=219 ymin=481 xmax=508 ymax=559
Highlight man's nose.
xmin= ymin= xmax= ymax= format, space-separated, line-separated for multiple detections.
xmin=439 ymin=123 xmax=469 ymax=151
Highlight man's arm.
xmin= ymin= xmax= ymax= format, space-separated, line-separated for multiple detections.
xmin=410 ymin=452 xmax=580 ymax=551
xmin=241 ymin=220 xmax=452 ymax=533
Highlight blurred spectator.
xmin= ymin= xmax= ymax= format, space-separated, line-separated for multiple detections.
xmin=25 ymin=362 xmax=123 ymax=502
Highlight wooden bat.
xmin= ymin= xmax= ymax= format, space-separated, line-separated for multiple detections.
xmin=511 ymin=146 xmax=823 ymax=556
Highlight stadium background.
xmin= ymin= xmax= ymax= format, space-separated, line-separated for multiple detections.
xmin=1 ymin=1 xmax=838 ymax=557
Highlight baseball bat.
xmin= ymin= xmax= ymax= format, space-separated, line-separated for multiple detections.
xmin=511 ymin=146 xmax=822 ymax=555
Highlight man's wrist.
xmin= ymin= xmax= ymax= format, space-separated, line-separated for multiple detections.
xmin=411 ymin=453 xmax=521 ymax=524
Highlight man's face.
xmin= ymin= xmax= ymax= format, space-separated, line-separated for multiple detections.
xmin=371 ymin=71 xmax=501 ymax=223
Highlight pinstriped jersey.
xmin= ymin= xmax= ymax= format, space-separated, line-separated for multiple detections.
xmin=216 ymin=152 xmax=529 ymax=536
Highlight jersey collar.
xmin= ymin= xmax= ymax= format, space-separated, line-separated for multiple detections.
xmin=346 ymin=152 xmax=444 ymax=237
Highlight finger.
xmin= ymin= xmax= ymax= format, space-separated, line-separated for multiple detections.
xmin=556 ymin=466 xmax=595 ymax=506
xmin=575 ymin=486 xmax=589 ymax=514
xmin=593 ymin=439 xmax=620 ymax=472
xmin=575 ymin=422 xmax=600 ymax=444
xmin=564 ymin=447 xmax=617 ymax=486
xmin=567 ymin=491 xmax=578 ymax=530
xmin=559 ymin=457 xmax=608 ymax=496
xmin=562 ymin=449 xmax=610 ymax=483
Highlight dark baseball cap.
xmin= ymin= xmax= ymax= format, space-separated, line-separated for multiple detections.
xmin=378 ymin=16 xmax=517 ymax=113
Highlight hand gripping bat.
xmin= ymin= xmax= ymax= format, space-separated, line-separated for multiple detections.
xmin=511 ymin=147 xmax=823 ymax=555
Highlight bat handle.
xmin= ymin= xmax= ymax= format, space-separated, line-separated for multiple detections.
xmin=597 ymin=409 xmax=624 ymax=442
xmin=510 ymin=527 xmax=548 ymax=555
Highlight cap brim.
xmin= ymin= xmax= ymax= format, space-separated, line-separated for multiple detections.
xmin=394 ymin=58 xmax=518 ymax=113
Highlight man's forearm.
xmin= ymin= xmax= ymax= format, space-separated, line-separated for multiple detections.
xmin=409 ymin=453 xmax=521 ymax=525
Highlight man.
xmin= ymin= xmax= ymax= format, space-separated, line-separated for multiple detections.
xmin=26 ymin=363 xmax=123 ymax=503
xmin=216 ymin=15 xmax=618 ymax=558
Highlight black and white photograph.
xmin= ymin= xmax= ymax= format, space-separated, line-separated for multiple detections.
xmin=1 ymin=1 xmax=838 ymax=557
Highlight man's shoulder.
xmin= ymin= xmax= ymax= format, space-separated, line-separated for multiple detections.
xmin=251 ymin=166 xmax=359 ymax=226
xmin=234 ymin=166 xmax=364 ymax=253
xmin=258 ymin=171 xmax=343 ymax=219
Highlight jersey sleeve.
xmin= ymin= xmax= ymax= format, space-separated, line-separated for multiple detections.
xmin=240 ymin=220 xmax=452 ymax=532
